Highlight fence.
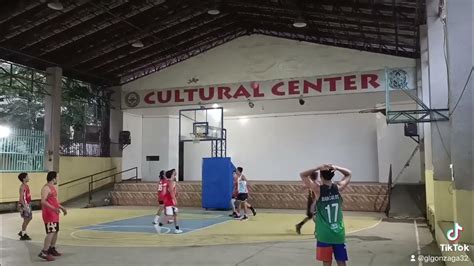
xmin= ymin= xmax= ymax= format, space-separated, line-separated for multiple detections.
xmin=0 ymin=128 xmax=45 ymax=172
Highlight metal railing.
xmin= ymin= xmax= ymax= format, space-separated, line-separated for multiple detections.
xmin=0 ymin=128 xmax=46 ymax=172
xmin=58 ymin=167 xmax=116 ymax=188
xmin=87 ymin=167 xmax=138 ymax=204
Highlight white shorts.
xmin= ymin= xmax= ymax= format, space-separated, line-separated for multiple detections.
xmin=165 ymin=206 xmax=178 ymax=216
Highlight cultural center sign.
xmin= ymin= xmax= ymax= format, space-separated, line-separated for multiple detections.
xmin=122 ymin=68 xmax=415 ymax=109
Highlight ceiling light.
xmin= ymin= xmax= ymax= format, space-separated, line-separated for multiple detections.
xmin=293 ymin=16 xmax=307 ymax=28
xmin=208 ymin=9 xmax=220 ymax=15
xmin=47 ymin=0 xmax=63 ymax=10
xmin=212 ymin=103 xmax=219 ymax=108
xmin=299 ymin=95 xmax=305 ymax=105
xmin=0 ymin=125 xmax=11 ymax=138
xmin=131 ymin=40 xmax=144 ymax=48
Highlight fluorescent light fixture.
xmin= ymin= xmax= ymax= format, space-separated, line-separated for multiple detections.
xmin=293 ymin=16 xmax=307 ymax=28
xmin=131 ymin=41 xmax=144 ymax=48
xmin=208 ymin=9 xmax=220 ymax=15
xmin=47 ymin=0 xmax=63 ymax=10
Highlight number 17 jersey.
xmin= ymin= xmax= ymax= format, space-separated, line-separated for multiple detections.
xmin=315 ymin=183 xmax=345 ymax=244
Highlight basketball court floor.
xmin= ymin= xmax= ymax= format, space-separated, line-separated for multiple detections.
xmin=1 ymin=206 xmax=443 ymax=266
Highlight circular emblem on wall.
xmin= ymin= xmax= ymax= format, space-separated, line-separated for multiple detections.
xmin=125 ymin=92 xmax=140 ymax=108
xmin=388 ymin=69 xmax=408 ymax=90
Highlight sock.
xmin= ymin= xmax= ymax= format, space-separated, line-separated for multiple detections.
xmin=175 ymin=226 xmax=180 ymax=230
xmin=154 ymin=215 xmax=159 ymax=223
xmin=21 ymin=231 xmax=26 ymax=235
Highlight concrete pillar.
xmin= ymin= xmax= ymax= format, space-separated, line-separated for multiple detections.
xmin=426 ymin=0 xmax=453 ymax=223
xmin=44 ymin=67 xmax=62 ymax=172
xmin=420 ymin=25 xmax=435 ymax=225
xmin=109 ymin=87 xmax=123 ymax=158
xmin=446 ymin=0 xmax=473 ymax=243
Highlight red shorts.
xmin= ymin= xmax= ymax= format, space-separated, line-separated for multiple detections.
xmin=316 ymin=241 xmax=348 ymax=262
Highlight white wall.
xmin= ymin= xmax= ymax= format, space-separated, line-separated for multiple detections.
xmin=183 ymin=141 xmax=209 ymax=181
xmin=122 ymin=112 xmax=142 ymax=179
xmin=225 ymin=112 xmax=379 ymax=181
xmin=122 ymin=35 xmax=415 ymax=91
xmin=141 ymin=117 xmax=169 ymax=181
xmin=121 ymin=34 xmax=420 ymax=183
xmin=168 ymin=117 xmax=179 ymax=171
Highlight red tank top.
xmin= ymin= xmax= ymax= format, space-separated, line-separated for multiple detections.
xmin=157 ymin=179 xmax=168 ymax=200
xmin=163 ymin=181 xmax=177 ymax=207
xmin=42 ymin=185 xmax=60 ymax=223
xmin=20 ymin=184 xmax=32 ymax=205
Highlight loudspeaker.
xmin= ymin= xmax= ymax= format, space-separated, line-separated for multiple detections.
xmin=404 ymin=123 xmax=418 ymax=136
xmin=119 ymin=131 xmax=131 ymax=145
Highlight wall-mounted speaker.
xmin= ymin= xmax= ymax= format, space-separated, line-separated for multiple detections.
xmin=119 ymin=131 xmax=131 ymax=145
xmin=404 ymin=123 xmax=418 ymax=136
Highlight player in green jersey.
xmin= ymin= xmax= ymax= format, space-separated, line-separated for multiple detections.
xmin=300 ymin=164 xmax=352 ymax=266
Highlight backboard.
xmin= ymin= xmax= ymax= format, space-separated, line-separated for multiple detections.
xmin=179 ymin=107 xmax=224 ymax=142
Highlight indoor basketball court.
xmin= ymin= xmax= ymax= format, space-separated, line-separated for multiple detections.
xmin=0 ymin=1 xmax=472 ymax=266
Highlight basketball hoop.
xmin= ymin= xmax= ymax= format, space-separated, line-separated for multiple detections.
xmin=192 ymin=133 xmax=204 ymax=143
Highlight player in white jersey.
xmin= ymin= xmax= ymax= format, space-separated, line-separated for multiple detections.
xmin=235 ymin=167 xmax=256 ymax=221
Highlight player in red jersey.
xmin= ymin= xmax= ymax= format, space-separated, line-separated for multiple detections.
xmin=160 ymin=169 xmax=183 ymax=234
xmin=38 ymin=171 xmax=67 ymax=261
xmin=153 ymin=170 xmax=166 ymax=225
xmin=18 ymin=172 xmax=32 ymax=240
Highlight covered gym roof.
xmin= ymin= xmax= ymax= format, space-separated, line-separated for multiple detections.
xmin=0 ymin=0 xmax=424 ymax=86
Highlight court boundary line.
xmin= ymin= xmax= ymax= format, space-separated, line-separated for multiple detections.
xmin=414 ymin=219 xmax=423 ymax=266
xmin=346 ymin=217 xmax=383 ymax=235
xmin=2 ymin=210 xmax=384 ymax=248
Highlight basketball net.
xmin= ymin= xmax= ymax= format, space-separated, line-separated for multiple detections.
xmin=193 ymin=133 xmax=204 ymax=143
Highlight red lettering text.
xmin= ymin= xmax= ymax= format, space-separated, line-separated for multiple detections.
xmin=324 ymin=77 xmax=342 ymax=92
xmin=303 ymin=79 xmax=322 ymax=93
xmin=184 ymin=88 xmax=198 ymax=102
xmin=344 ymin=75 xmax=357 ymax=90
xmin=174 ymin=89 xmax=184 ymax=102
xmin=271 ymin=82 xmax=285 ymax=96
xmin=233 ymin=85 xmax=251 ymax=99
xmin=144 ymin=92 xmax=155 ymax=104
xmin=199 ymin=87 xmax=215 ymax=101
xmin=361 ymin=74 xmax=380 ymax=89
xmin=157 ymin=90 xmax=172 ymax=103
xmin=217 ymin=87 xmax=232 ymax=100
xmin=288 ymin=80 xmax=300 ymax=95
xmin=253 ymin=87 xmax=265 ymax=97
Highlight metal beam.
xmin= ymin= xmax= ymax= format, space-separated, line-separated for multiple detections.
xmin=119 ymin=28 xmax=247 ymax=84
xmin=104 ymin=18 xmax=238 ymax=76
xmin=386 ymin=109 xmax=449 ymax=124
xmin=15 ymin=0 xmax=129 ymax=52
xmin=78 ymin=12 xmax=224 ymax=71
xmin=69 ymin=2 xmax=206 ymax=67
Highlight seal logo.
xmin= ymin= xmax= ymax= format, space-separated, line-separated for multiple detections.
xmin=388 ymin=69 xmax=408 ymax=90
xmin=125 ymin=92 xmax=140 ymax=108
